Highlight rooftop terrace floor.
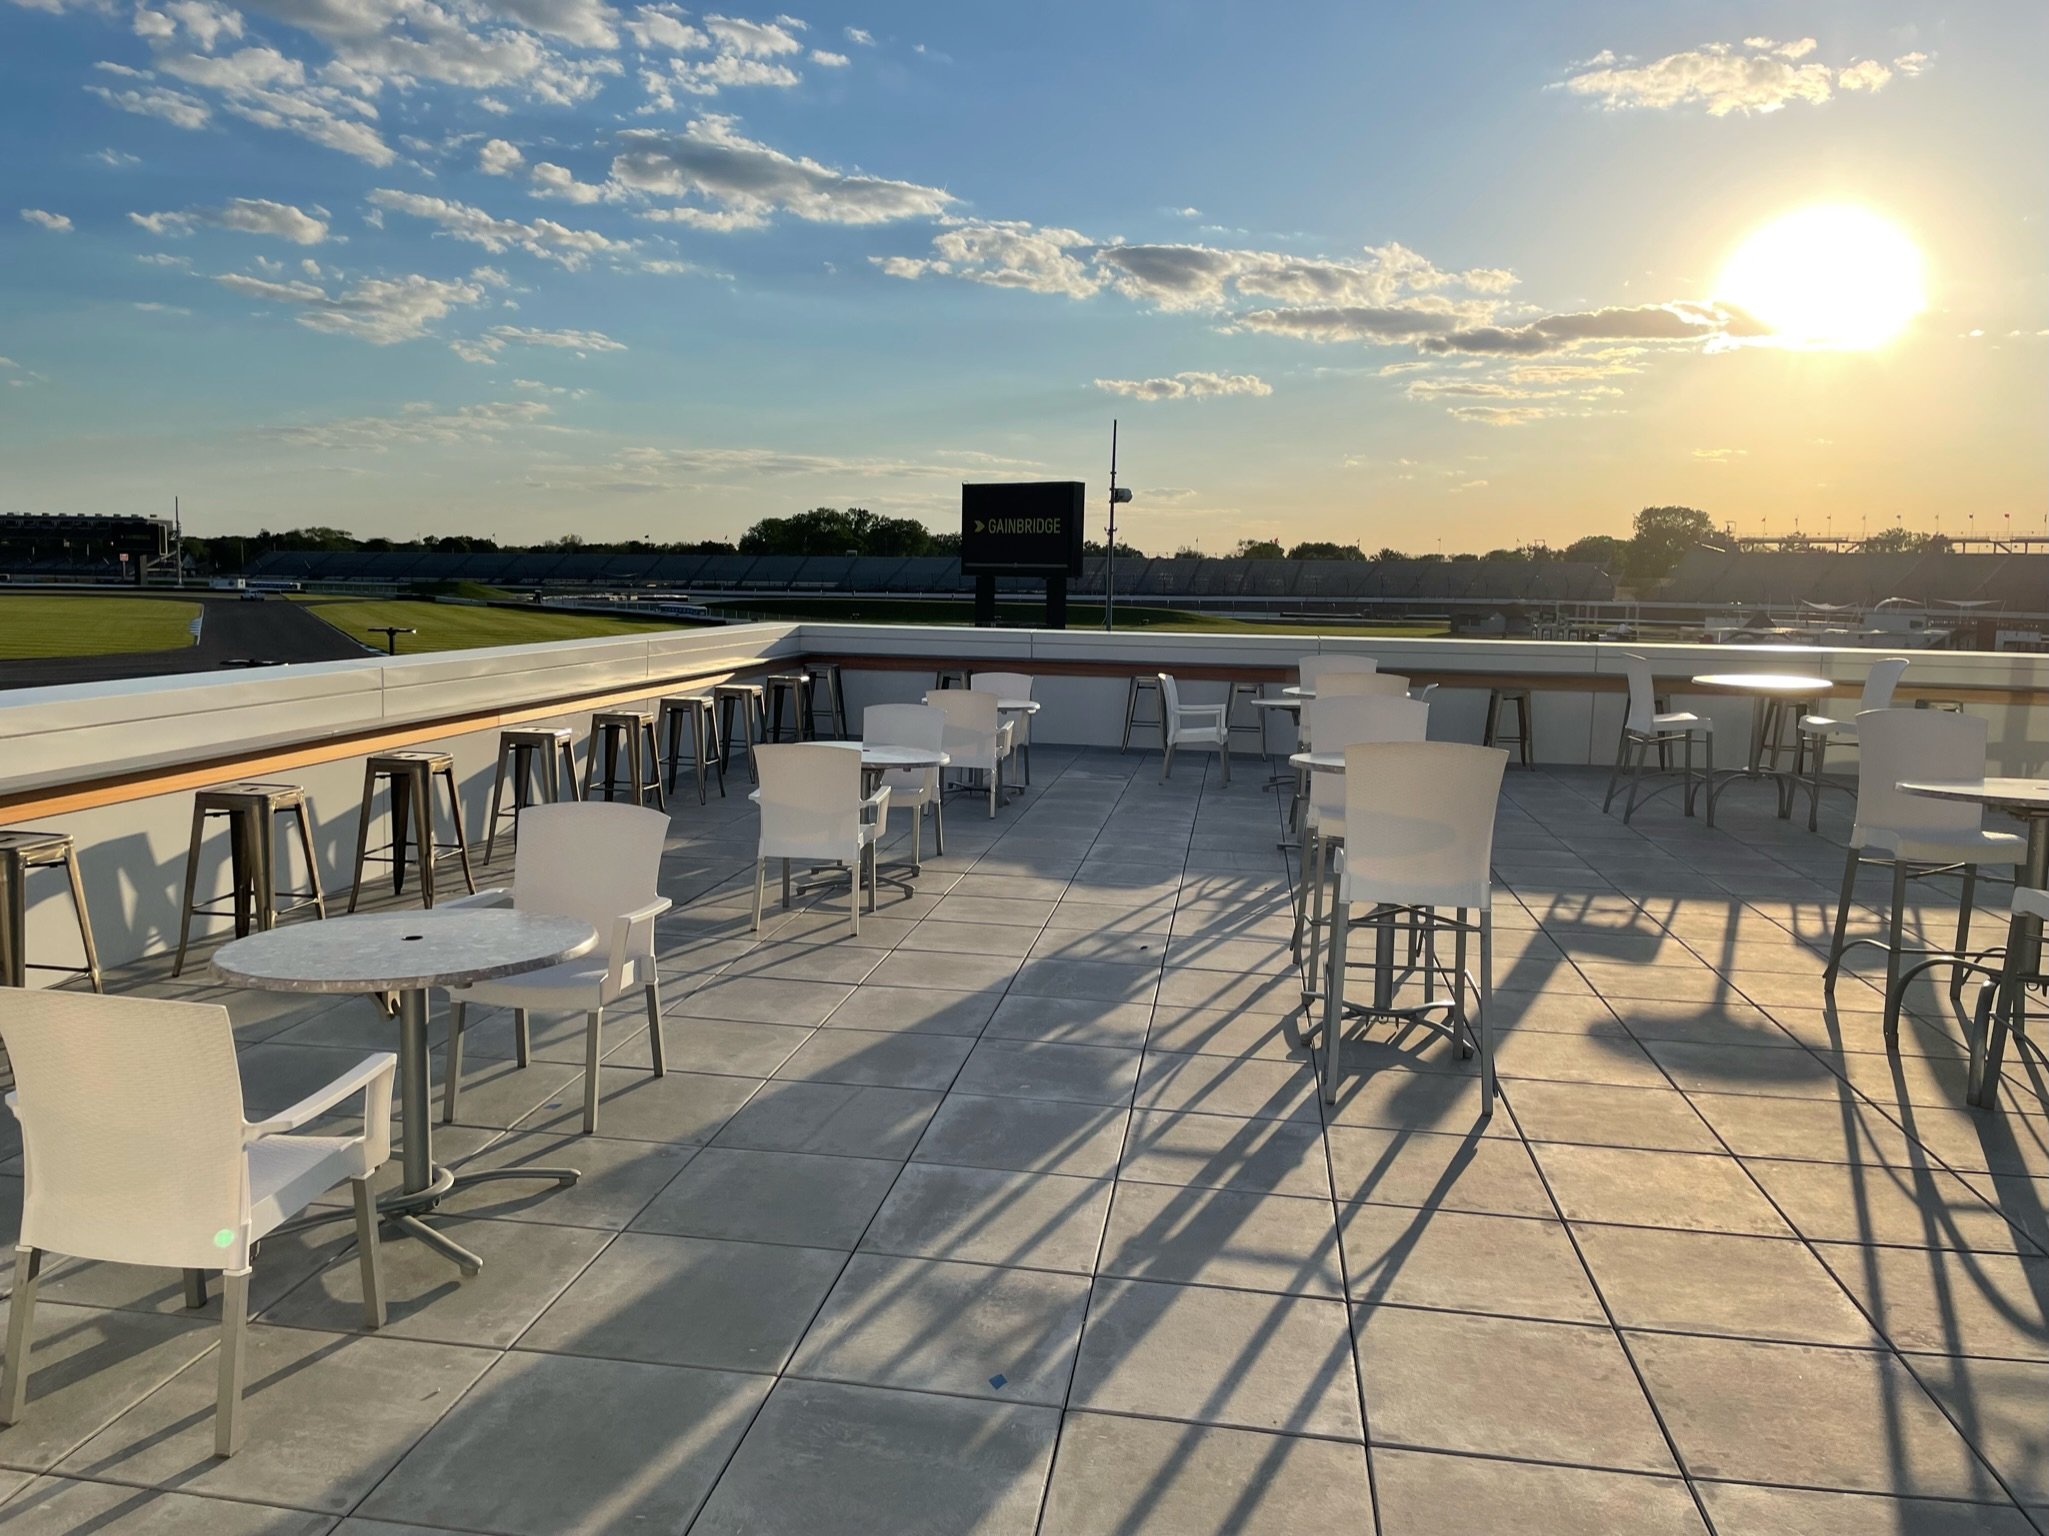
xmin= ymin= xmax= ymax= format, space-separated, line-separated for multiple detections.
xmin=2 ymin=746 xmax=2046 ymax=1534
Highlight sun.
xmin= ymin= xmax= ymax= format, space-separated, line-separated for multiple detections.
xmin=1715 ymin=205 xmax=1926 ymax=349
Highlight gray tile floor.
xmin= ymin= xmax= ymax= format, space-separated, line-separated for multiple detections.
xmin=3 ymin=744 xmax=2047 ymax=1534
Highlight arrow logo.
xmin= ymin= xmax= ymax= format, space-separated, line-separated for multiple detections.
xmin=973 ymin=519 xmax=985 ymax=533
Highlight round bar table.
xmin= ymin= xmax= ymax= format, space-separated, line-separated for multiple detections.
xmin=1690 ymin=671 xmax=1834 ymax=822
xmin=214 ymin=909 xmax=597 ymax=1275
xmin=1898 ymin=777 xmax=2049 ymax=1107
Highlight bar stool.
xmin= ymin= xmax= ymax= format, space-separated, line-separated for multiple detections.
xmin=715 ymin=682 xmax=767 ymax=783
xmin=484 ymin=726 xmax=580 ymax=861
xmin=347 ymin=752 xmax=476 ymax=913
xmin=806 ymin=662 xmax=849 ymax=740
xmin=1122 ymin=675 xmax=1161 ymax=752
xmin=933 ymin=668 xmax=969 ymax=691
xmin=0 ymin=830 xmax=102 ymax=992
xmin=585 ymin=709 xmax=666 ymax=809
xmin=1226 ymin=682 xmax=1270 ymax=759
xmin=1483 ymin=686 xmax=1534 ymax=768
xmin=658 ymin=694 xmax=726 ymax=804
xmin=173 ymin=782 xmax=326 ymax=976
xmin=765 ymin=672 xmax=812 ymax=743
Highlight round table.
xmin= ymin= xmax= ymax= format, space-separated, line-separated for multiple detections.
xmin=861 ymin=744 xmax=950 ymax=871
xmin=1690 ymin=672 xmax=1834 ymax=822
xmin=1288 ymin=751 xmax=1344 ymax=773
xmin=214 ymin=909 xmax=596 ymax=1274
xmin=1900 ymin=777 xmax=2049 ymax=1107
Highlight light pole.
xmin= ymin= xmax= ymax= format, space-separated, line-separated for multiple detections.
xmin=1104 ymin=420 xmax=1132 ymax=631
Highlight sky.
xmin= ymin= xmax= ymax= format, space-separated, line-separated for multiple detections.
xmin=2 ymin=0 xmax=2044 ymax=554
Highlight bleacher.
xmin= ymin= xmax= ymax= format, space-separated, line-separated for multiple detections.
xmin=1663 ymin=551 xmax=2049 ymax=614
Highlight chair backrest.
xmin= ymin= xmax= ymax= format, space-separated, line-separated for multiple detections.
xmin=1622 ymin=654 xmax=1658 ymax=734
xmin=1853 ymin=708 xmax=1988 ymax=839
xmin=2 ymin=991 xmax=253 ymax=1271
xmin=1341 ymin=742 xmax=1508 ymax=910
xmin=1315 ymin=672 xmax=1410 ymax=699
xmin=1298 ymin=655 xmax=1377 ymax=692
xmin=1156 ymin=673 xmax=1184 ymax=717
xmin=1858 ymin=657 xmax=1912 ymax=714
xmin=1308 ymin=696 xmax=1429 ymax=823
xmin=755 ymin=742 xmax=865 ymax=856
xmin=864 ymin=703 xmax=945 ymax=793
xmin=970 ymin=672 xmax=1033 ymax=700
xmin=925 ymin=688 xmax=1002 ymax=771
xmin=513 ymin=802 xmax=667 ymax=930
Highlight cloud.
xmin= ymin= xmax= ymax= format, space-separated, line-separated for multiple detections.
xmin=1693 ymin=446 xmax=1749 ymax=462
xmin=877 ymin=220 xmax=1099 ymax=296
xmin=19 ymin=208 xmax=74 ymax=232
xmin=1418 ymin=301 xmax=1752 ymax=355
xmin=450 ymin=322 xmax=628 ymax=362
xmin=809 ymin=48 xmax=846 ymax=67
xmin=843 ymin=25 xmax=872 ymax=45
xmin=1236 ymin=304 xmax=1466 ymax=342
xmin=257 ymin=398 xmax=561 ymax=450
xmin=93 ymin=147 xmax=143 ymax=166
xmin=1558 ymin=38 xmax=1910 ymax=115
xmin=546 ymin=441 xmax=1042 ymax=495
xmin=1893 ymin=51 xmax=1930 ymax=76
xmin=529 ymin=160 xmax=612 ymax=202
xmin=1093 ymin=371 xmax=1272 ymax=401
xmin=475 ymin=0 xmax=619 ymax=49
xmin=213 ymin=268 xmax=488 ymax=343
xmin=87 ymin=82 xmax=212 ymax=128
xmin=368 ymin=186 xmax=637 ymax=267
xmin=479 ymin=137 xmax=524 ymax=174
xmin=1447 ymin=404 xmax=1562 ymax=426
xmin=131 ymin=196 xmax=330 ymax=243
xmin=612 ymin=115 xmax=955 ymax=226
xmin=626 ymin=6 xmax=709 ymax=50
xmin=703 ymin=14 xmax=803 ymax=56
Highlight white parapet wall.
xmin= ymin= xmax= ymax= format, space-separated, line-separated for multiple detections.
xmin=1 ymin=620 xmax=2043 ymax=978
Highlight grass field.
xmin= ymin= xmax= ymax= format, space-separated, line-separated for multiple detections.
xmin=296 ymin=596 xmax=703 ymax=653
xmin=0 ymin=595 xmax=201 ymax=658
xmin=707 ymin=597 xmax=1447 ymax=637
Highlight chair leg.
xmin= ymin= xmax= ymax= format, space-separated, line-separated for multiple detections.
xmin=441 ymin=768 xmax=477 ymax=895
xmin=911 ymin=800 xmax=923 ymax=871
xmin=933 ymin=791 xmax=946 ymax=857
xmin=1220 ymin=741 xmax=1230 ymax=786
xmin=441 ymin=1000 xmax=466 ymax=1123
xmin=1321 ymin=899 xmax=1350 ymax=1104
xmin=989 ymin=764 xmax=998 ymax=818
xmin=183 ymin=1268 xmax=208 ymax=1309
xmin=1621 ymin=737 xmax=1649 ymax=824
xmin=1807 ymin=734 xmax=1828 ymax=833
xmin=214 ymin=1269 xmax=250 ymax=1458
xmin=1 ymin=1247 xmax=41 ymax=1425
xmin=1702 ymin=728 xmax=1717 ymax=829
xmin=583 ymin=1008 xmax=604 ymax=1135
xmin=1306 ymin=829 xmax=1328 ymax=1003
xmin=514 ymin=1007 xmax=531 ymax=1068
xmin=752 ymin=857 xmax=766 ymax=932
xmin=1161 ymin=741 xmax=1175 ymax=784
xmin=1601 ymin=729 xmax=1629 ymax=813
xmin=347 ymin=763 xmax=376 ymax=913
xmin=849 ymin=855 xmax=862 ymax=938
xmin=352 ymin=1178 xmax=386 ymax=1330
xmin=486 ymin=746 xmax=511 ymax=863
xmin=1883 ymin=860 xmax=1910 ymax=1042
xmin=1952 ymin=865 xmax=1979 ymax=1015
xmin=645 ymin=981 xmax=666 ymax=1077
xmin=1823 ymin=844 xmax=1860 ymax=989
xmin=1681 ymin=729 xmax=1696 ymax=817
xmin=1477 ymin=911 xmax=1495 ymax=1118
xmin=781 ymin=858 xmax=793 ymax=910
xmin=172 ymin=800 xmax=207 ymax=975
xmin=559 ymin=740 xmax=582 ymax=801
xmin=63 ymin=847 xmax=103 ymax=993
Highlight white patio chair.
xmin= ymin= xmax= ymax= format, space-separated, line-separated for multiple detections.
xmin=1 ymin=991 xmax=393 ymax=1458
xmin=1821 ymin=709 xmax=2022 ymax=1040
xmin=971 ymin=671 xmax=1035 ymax=784
xmin=923 ymin=689 xmax=1014 ymax=818
xmin=1797 ymin=656 xmax=1911 ymax=831
xmin=1968 ymin=884 xmax=2047 ymax=1106
xmin=1297 ymin=655 xmax=1378 ymax=692
xmin=1319 ymin=741 xmax=1508 ymax=1111
xmin=1602 ymin=654 xmax=1714 ymax=825
xmin=1296 ymin=694 xmax=1431 ymax=986
xmin=1313 ymin=672 xmax=1411 ymax=700
xmin=863 ymin=702 xmax=946 ymax=869
xmin=439 ymin=801 xmax=671 ymax=1136
xmin=752 ymin=743 xmax=889 ymax=936
xmin=1158 ymin=672 xmax=1229 ymax=785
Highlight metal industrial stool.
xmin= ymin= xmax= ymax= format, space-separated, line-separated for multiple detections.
xmin=585 ymin=709 xmax=666 ymax=809
xmin=1121 ymin=675 xmax=1162 ymax=752
xmin=346 ymin=751 xmax=476 ymax=913
xmin=658 ymin=694 xmax=726 ymax=804
xmin=765 ymin=672 xmax=812 ymax=743
xmin=484 ymin=726 xmax=580 ymax=861
xmin=0 ymin=830 xmax=102 ymax=992
xmin=1483 ymin=686 xmax=1534 ymax=768
xmin=173 ymin=782 xmax=326 ymax=975
xmin=715 ymin=682 xmax=767 ymax=783
xmin=933 ymin=667 xmax=969 ymax=691
xmin=806 ymin=662 xmax=849 ymax=740
xmin=1226 ymin=682 xmax=1271 ymax=759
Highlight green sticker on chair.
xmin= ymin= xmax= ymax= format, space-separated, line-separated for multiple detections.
xmin=214 ymin=1229 xmax=235 ymax=1248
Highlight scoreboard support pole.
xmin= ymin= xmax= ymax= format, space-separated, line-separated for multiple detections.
xmin=973 ymin=574 xmax=997 ymax=628
xmin=1045 ymin=574 xmax=1068 ymax=629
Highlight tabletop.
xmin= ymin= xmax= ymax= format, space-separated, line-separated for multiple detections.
xmin=1898 ymin=778 xmax=2049 ymax=813
xmin=1689 ymin=672 xmax=1834 ymax=695
xmin=1282 ymin=686 xmax=1315 ymax=700
xmin=860 ymin=744 xmax=950 ymax=769
xmin=212 ymin=910 xmax=598 ymax=994
xmin=1252 ymin=696 xmax=1303 ymax=709
xmin=1288 ymin=752 xmax=1346 ymax=772
xmin=998 ymin=699 xmax=1041 ymax=713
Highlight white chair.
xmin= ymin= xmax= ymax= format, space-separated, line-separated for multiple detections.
xmin=439 ymin=801 xmax=671 ymax=1136
xmin=1797 ymin=657 xmax=1911 ymax=831
xmin=863 ymin=703 xmax=946 ymax=869
xmin=1157 ymin=673 xmax=1230 ymax=785
xmin=923 ymin=689 xmax=1014 ymax=818
xmin=1297 ymin=655 xmax=1378 ymax=692
xmin=1 ymin=991 xmax=393 ymax=1458
xmin=1314 ymin=672 xmax=1410 ymax=700
xmin=970 ymin=671 xmax=1035 ymax=785
xmin=1296 ymin=695 xmax=1431 ymax=989
xmin=1602 ymin=654 xmax=1714 ymax=825
xmin=1968 ymin=884 xmax=2047 ymax=1106
xmin=1822 ymin=709 xmax=2023 ymax=1040
xmin=1319 ymin=742 xmax=1508 ymax=1110
xmin=752 ymin=743 xmax=889 ymax=936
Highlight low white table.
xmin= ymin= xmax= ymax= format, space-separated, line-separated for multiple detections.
xmin=1690 ymin=671 xmax=1834 ymax=822
xmin=214 ymin=909 xmax=596 ymax=1274
xmin=1899 ymin=777 xmax=2049 ymax=1107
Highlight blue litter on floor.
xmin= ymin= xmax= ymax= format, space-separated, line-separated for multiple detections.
xmin=988 ymin=1374 xmax=1007 ymax=1389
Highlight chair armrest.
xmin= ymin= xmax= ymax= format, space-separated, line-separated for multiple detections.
xmin=862 ymin=785 xmax=892 ymax=824
xmin=245 ymin=1053 xmax=397 ymax=1139
xmin=607 ymin=897 xmax=673 ymax=985
xmin=443 ymin=887 xmax=513 ymax=910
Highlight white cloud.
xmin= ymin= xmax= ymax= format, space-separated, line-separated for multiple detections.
xmin=19 ymin=208 xmax=74 ymax=232
xmin=479 ymin=137 xmax=525 ymax=174
xmin=131 ymin=196 xmax=331 ymax=243
xmin=92 ymin=147 xmax=142 ymax=166
xmin=1417 ymin=302 xmax=1758 ymax=355
xmin=1837 ymin=59 xmax=1892 ymax=92
xmin=257 ymin=398 xmax=560 ymax=450
xmin=87 ymin=81 xmax=212 ymax=129
xmin=1893 ymin=51 xmax=1931 ymax=76
xmin=626 ymin=5 xmax=709 ymax=50
xmin=1446 ymin=404 xmax=1562 ymax=426
xmin=612 ymin=115 xmax=955 ymax=226
xmin=475 ymin=0 xmax=619 ymax=49
xmin=877 ymin=220 xmax=1099 ymax=297
xmin=1093 ymin=371 xmax=1272 ymax=402
xmin=1559 ymin=37 xmax=1929 ymax=116
xmin=450 ymin=322 xmax=628 ymax=361
xmin=530 ymin=161 xmax=611 ymax=202
xmin=809 ymin=48 xmax=846 ymax=66
xmin=843 ymin=25 xmax=872 ymax=45
xmin=368 ymin=186 xmax=637 ymax=267
xmin=703 ymin=14 xmax=803 ymax=55
xmin=146 ymin=43 xmax=396 ymax=163
xmin=213 ymin=268 xmax=488 ymax=343
xmin=1693 ymin=446 xmax=1749 ymax=462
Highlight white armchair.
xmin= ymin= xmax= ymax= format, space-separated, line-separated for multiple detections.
xmin=440 ymin=801 xmax=671 ymax=1136
xmin=2 ymin=991 xmax=393 ymax=1457
xmin=1158 ymin=672 xmax=1230 ymax=785
xmin=970 ymin=671 xmax=1035 ymax=784
xmin=752 ymin=743 xmax=890 ymax=936
xmin=863 ymin=703 xmax=946 ymax=868
xmin=923 ymin=689 xmax=1015 ymax=817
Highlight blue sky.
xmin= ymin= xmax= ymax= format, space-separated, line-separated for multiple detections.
xmin=2 ymin=0 xmax=2043 ymax=551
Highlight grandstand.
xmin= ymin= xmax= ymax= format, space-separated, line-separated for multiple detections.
xmin=0 ymin=512 xmax=177 ymax=583
xmin=1661 ymin=550 xmax=2049 ymax=616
